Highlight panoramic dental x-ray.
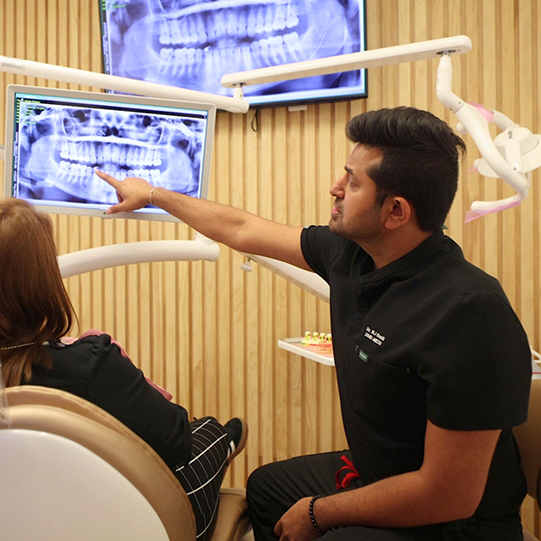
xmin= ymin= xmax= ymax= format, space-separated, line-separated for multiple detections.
xmin=101 ymin=0 xmax=365 ymax=101
xmin=15 ymin=99 xmax=206 ymax=205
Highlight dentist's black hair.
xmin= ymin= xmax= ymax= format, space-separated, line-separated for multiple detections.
xmin=346 ymin=107 xmax=466 ymax=231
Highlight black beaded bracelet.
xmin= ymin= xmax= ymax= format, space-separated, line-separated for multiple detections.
xmin=309 ymin=494 xmax=323 ymax=534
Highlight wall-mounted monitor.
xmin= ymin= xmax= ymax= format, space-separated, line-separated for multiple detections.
xmin=98 ymin=0 xmax=367 ymax=108
xmin=3 ymin=85 xmax=216 ymax=222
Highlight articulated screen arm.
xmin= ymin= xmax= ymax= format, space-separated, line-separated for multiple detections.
xmin=0 ymin=56 xmax=249 ymax=114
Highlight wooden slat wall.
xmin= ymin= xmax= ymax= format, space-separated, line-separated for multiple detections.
xmin=1 ymin=0 xmax=540 ymax=532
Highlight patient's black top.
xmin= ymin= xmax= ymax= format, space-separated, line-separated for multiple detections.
xmin=27 ymin=333 xmax=192 ymax=469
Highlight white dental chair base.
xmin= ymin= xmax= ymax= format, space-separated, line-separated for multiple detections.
xmin=0 ymin=429 xmax=168 ymax=541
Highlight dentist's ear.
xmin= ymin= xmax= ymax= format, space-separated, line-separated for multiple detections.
xmin=383 ymin=196 xmax=412 ymax=230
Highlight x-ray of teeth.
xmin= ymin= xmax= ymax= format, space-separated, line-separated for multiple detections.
xmin=101 ymin=0 xmax=364 ymax=100
xmin=15 ymin=102 xmax=205 ymax=206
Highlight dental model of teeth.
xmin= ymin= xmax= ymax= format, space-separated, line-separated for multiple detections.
xmin=301 ymin=331 xmax=333 ymax=353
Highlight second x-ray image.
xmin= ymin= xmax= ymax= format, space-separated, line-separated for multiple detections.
xmin=15 ymin=101 xmax=205 ymax=205
xmin=100 ymin=0 xmax=365 ymax=102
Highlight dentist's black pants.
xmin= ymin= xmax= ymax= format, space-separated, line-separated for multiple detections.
xmin=246 ymin=451 xmax=522 ymax=541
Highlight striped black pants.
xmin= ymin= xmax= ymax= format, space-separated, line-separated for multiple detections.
xmin=174 ymin=417 xmax=230 ymax=541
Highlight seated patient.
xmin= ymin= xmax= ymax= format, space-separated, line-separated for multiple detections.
xmin=0 ymin=198 xmax=247 ymax=541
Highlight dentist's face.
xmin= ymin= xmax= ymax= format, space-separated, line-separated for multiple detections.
xmin=329 ymin=144 xmax=385 ymax=244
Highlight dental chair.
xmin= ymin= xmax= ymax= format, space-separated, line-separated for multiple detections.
xmin=514 ymin=378 xmax=541 ymax=541
xmin=0 ymin=385 xmax=250 ymax=541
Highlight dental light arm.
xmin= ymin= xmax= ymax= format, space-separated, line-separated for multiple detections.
xmin=0 ymin=56 xmax=249 ymax=114
xmin=436 ymin=54 xmax=540 ymax=219
xmin=221 ymin=35 xmax=472 ymax=88
xmin=222 ymin=34 xmax=541 ymax=220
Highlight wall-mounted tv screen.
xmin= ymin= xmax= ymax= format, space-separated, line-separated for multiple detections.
xmin=3 ymin=85 xmax=216 ymax=222
xmin=98 ymin=0 xmax=367 ymax=108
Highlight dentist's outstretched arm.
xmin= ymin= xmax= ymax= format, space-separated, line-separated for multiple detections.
xmin=94 ymin=170 xmax=309 ymax=270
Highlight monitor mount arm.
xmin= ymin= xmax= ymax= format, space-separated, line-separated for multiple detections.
xmin=0 ymin=56 xmax=249 ymax=114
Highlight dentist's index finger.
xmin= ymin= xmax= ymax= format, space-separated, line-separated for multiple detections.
xmin=93 ymin=169 xmax=127 ymax=214
xmin=94 ymin=169 xmax=120 ymax=188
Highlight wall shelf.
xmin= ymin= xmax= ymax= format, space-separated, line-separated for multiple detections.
xmin=278 ymin=338 xmax=335 ymax=366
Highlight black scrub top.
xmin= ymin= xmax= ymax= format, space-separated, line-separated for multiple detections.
xmin=301 ymin=226 xmax=531 ymax=526
xmin=26 ymin=333 xmax=192 ymax=470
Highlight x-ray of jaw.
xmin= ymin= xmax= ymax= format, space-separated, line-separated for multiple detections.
xmin=16 ymin=103 xmax=204 ymax=205
xmin=106 ymin=0 xmax=362 ymax=97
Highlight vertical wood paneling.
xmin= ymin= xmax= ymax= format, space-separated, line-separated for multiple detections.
xmin=1 ymin=1 xmax=540 ymax=532
xmin=272 ymin=107 xmax=289 ymax=462
xmin=397 ymin=1 xmax=412 ymax=107
xmin=244 ymin=110 xmax=261 ymax=476
xmin=501 ymin=0 xmax=520 ymax=310
xmin=481 ymin=0 xmax=500 ymax=279
xmin=229 ymin=112 xmax=247 ymax=485
xmin=286 ymin=109 xmax=304 ymax=459
xmin=190 ymin=257 xmax=204 ymax=417
xmin=257 ymin=108 xmax=274 ymax=467
xmin=300 ymin=105 xmax=318 ymax=455
xmin=519 ymin=0 xmax=535 ymax=343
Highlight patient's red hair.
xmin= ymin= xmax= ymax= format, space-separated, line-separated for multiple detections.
xmin=0 ymin=199 xmax=77 ymax=386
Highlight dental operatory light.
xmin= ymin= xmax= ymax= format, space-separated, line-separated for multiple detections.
xmin=223 ymin=34 xmax=541 ymax=221
xmin=436 ymin=53 xmax=541 ymax=221
xmin=465 ymin=119 xmax=541 ymax=222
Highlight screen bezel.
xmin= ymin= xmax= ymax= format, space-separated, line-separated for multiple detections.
xmin=3 ymin=85 xmax=216 ymax=222
xmin=97 ymin=0 xmax=368 ymax=110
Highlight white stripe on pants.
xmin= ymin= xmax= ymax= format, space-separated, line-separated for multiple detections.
xmin=175 ymin=417 xmax=229 ymax=541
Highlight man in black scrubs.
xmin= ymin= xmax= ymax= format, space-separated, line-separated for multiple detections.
xmin=96 ymin=106 xmax=532 ymax=541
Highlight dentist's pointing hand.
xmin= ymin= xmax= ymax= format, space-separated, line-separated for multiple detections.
xmin=94 ymin=170 xmax=156 ymax=214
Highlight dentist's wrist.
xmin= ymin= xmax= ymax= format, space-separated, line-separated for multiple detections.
xmin=149 ymin=186 xmax=160 ymax=205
